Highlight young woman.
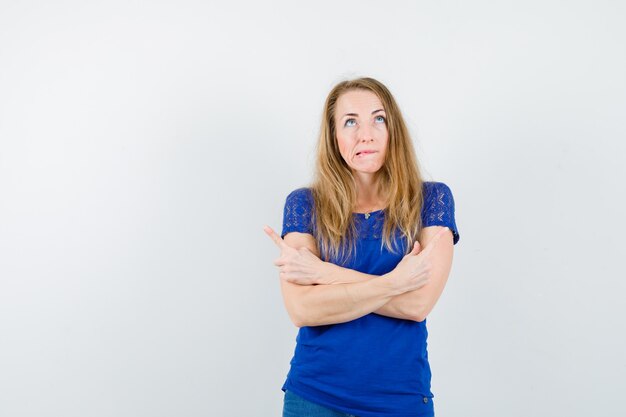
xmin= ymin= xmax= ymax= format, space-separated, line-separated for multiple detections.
xmin=265 ymin=77 xmax=460 ymax=417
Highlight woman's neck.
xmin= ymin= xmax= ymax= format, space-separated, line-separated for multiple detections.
xmin=353 ymin=173 xmax=385 ymax=210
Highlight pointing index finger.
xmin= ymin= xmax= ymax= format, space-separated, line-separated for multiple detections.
xmin=263 ymin=225 xmax=288 ymax=249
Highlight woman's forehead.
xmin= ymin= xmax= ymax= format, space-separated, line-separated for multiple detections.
xmin=335 ymin=90 xmax=384 ymax=114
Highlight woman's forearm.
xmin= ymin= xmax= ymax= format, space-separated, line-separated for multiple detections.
xmin=321 ymin=262 xmax=425 ymax=321
xmin=288 ymin=274 xmax=405 ymax=327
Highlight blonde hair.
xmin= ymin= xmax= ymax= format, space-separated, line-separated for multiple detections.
xmin=311 ymin=77 xmax=425 ymax=263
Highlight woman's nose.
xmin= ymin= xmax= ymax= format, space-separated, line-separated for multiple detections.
xmin=357 ymin=125 xmax=374 ymax=142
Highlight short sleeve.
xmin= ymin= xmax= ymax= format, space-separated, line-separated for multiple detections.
xmin=421 ymin=182 xmax=460 ymax=245
xmin=281 ymin=188 xmax=315 ymax=238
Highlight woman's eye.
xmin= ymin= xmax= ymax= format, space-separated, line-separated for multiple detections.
xmin=345 ymin=119 xmax=356 ymax=127
xmin=375 ymin=115 xmax=386 ymax=123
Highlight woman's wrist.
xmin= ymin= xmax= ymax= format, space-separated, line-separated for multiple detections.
xmin=381 ymin=269 xmax=406 ymax=295
xmin=317 ymin=262 xmax=381 ymax=286
xmin=317 ymin=261 xmax=339 ymax=285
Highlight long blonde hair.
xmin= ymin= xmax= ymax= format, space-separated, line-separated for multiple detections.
xmin=311 ymin=77 xmax=425 ymax=263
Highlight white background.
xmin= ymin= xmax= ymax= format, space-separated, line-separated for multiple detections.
xmin=1 ymin=1 xmax=625 ymax=416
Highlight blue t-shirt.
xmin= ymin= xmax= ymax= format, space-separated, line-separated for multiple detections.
xmin=280 ymin=181 xmax=460 ymax=417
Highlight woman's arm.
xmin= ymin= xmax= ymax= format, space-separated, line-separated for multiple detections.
xmin=269 ymin=229 xmax=406 ymax=327
xmin=321 ymin=226 xmax=454 ymax=321
xmin=268 ymin=226 xmax=454 ymax=321
xmin=265 ymin=226 xmax=448 ymax=326
xmin=279 ymin=268 xmax=403 ymax=327
xmin=378 ymin=226 xmax=454 ymax=321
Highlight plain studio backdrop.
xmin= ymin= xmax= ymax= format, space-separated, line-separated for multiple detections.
xmin=1 ymin=1 xmax=625 ymax=416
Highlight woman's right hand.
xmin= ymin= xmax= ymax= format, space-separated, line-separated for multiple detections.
xmin=387 ymin=227 xmax=449 ymax=293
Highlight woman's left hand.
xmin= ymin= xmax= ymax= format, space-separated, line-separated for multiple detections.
xmin=264 ymin=226 xmax=329 ymax=286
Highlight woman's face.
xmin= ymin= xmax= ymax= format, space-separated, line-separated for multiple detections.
xmin=334 ymin=89 xmax=389 ymax=178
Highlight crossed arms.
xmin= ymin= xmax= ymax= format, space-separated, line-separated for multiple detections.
xmin=264 ymin=225 xmax=455 ymax=327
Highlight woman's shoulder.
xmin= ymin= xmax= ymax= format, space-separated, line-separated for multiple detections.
xmin=422 ymin=181 xmax=455 ymax=202
xmin=421 ymin=180 xmax=456 ymax=204
xmin=286 ymin=187 xmax=313 ymax=198
xmin=282 ymin=187 xmax=315 ymax=237
xmin=421 ymin=180 xmax=460 ymax=243
xmin=286 ymin=184 xmax=452 ymax=202
xmin=422 ymin=180 xmax=451 ymax=192
xmin=285 ymin=187 xmax=314 ymax=206
xmin=287 ymin=183 xmax=453 ymax=206
xmin=284 ymin=187 xmax=315 ymax=212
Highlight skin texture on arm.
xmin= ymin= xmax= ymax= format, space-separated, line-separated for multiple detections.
xmin=270 ymin=226 xmax=454 ymax=323
xmin=268 ymin=229 xmax=408 ymax=327
xmin=376 ymin=226 xmax=454 ymax=321
xmin=278 ymin=273 xmax=401 ymax=327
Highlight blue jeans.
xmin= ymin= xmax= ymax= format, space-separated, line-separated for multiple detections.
xmin=282 ymin=390 xmax=358 ymax=417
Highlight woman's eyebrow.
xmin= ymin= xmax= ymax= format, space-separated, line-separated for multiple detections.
xmin=341 ymin=109 xmax=385 ymax=118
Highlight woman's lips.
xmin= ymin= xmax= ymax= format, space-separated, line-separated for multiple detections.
xmin=356 ymin=150 xmax=377 ymax=157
